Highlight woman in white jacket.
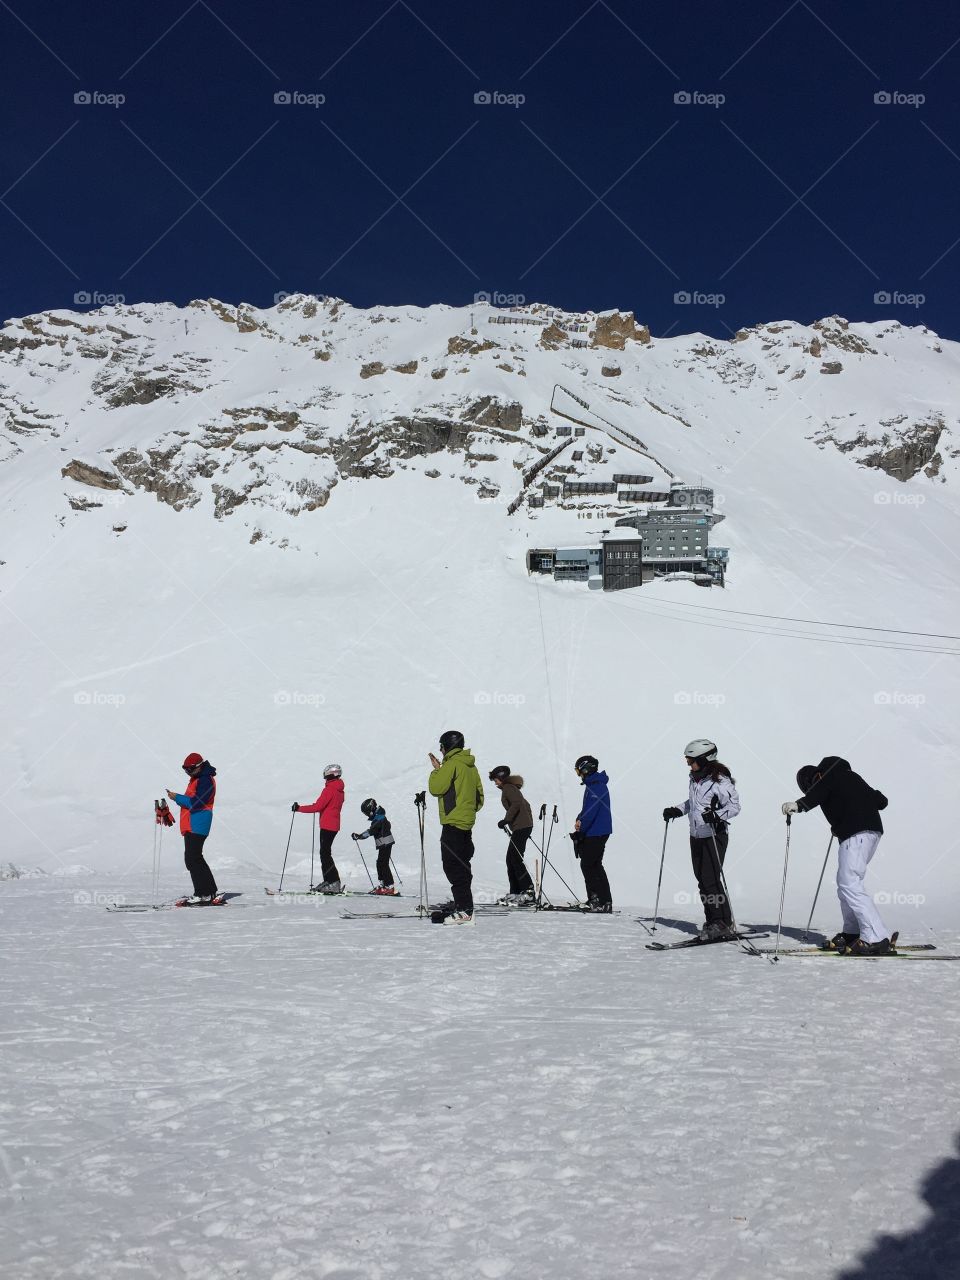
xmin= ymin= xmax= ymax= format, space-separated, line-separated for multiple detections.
xmin=663 ymin=739 xmax=741 ymax=941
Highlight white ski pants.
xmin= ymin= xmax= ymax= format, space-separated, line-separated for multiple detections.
xmin=836 ymin=830 xmax=888 ymax=943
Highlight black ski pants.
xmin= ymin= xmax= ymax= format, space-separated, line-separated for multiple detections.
xmin=184 ymin=832 xmax=218 ymax=897
xmin=440 ymin=824 xmax=475 ymax=914
xmin=317 ymin=829 xmax=340 ymax=884
xmin=690 ymin=829 xmax=732 ymax=926
xmin=376 ymin=844 xmax=395 ymax=887
xmin=506 ymin=827 xmax=534 ymax=893
xmin=577 ymin=834 xmax=611 ymax=906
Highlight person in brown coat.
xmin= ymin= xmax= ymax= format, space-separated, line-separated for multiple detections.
xmin=489 ymin=765 xmax=535 ymax=903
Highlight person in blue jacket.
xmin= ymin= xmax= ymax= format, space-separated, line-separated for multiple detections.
xmin=572 ymin=754 xmax=612 ymax=912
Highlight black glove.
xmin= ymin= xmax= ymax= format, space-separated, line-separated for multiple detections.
xmin=663 ymin=807 xmax=682 ymax=821
xmin=702 ymin=808 xmax=723 ymax=828
xmin=497 ymin=819 xmax=508 ymax=831
xmin=291 ymin=802 xmax=300 ymax=812
xmin=350 ymin=832 xmax=361 ymax=840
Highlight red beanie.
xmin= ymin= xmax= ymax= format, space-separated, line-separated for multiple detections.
xmin=182 ymin=752 xmax=204 ymax=769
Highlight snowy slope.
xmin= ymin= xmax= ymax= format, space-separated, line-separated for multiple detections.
xmin=1 ymin=297 xmax=959 ymax=928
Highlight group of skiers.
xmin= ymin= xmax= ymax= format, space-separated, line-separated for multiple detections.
xmin=167 ymin=733 xmax=893 ymax=952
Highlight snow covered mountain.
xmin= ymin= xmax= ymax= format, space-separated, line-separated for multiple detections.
xmin=2 ymin=295 xmax=958 ymax=922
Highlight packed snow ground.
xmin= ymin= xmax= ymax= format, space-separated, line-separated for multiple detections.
xmin=2 ymin=872 xmax=959 ymax=1280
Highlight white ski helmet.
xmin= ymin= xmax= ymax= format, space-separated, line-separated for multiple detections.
xmin=684 ymin=739 xmax=718 ymax=762
xmin=323 ymin=763 xmax=342 ymax=779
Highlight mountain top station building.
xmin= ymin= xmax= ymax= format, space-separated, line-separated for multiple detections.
xmin=526 ymin=481 xmax=729 ymax=590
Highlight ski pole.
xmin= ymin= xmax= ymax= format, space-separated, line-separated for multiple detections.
xmin=277 ymin=810 xmax=296 ymax=893
xmin=310 ymin=820 xmax=315 ymax=891
xmin=802 ymin=835 xmax=834 ymax=941
xmin=390 ymin=856 xmax=404 ymax=889
xmin=415 ymin=790 xmax=429 ymax=917
xmin=651 ymin=818 xmax=671 ymax=932
xmin=535 ymin=807 xmax=581 ymax=905
xmin=353 ymin=835 xmax=375 ymax=888
xmin=774 ymin=815 xmax=792 ymax=959
xmin=536 ymin=804 xmax=547 ymax=907
xmin=152 ymin=800 xmax=160 ymax=908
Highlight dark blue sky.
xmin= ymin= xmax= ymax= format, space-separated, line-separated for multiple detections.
xmin=1 ymin=0 xmax=958 ymax=338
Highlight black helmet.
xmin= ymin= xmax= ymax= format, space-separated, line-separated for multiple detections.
xmin=439 ymin=730 xmax=465 ymax=753
xmin=796 ymin=765 xmax=818 ymax=793
xmin=488 ymin=764 xmax=511 ymax=782
xmin=360 ymin=797 xmax=379 ymax=818
xmin=574 ymin=754 xmax=599 ymax=777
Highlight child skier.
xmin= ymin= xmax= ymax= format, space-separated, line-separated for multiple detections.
xmin=352 ymin=798 xmax=398 ymax=895
xmin=572 ymin=754 xmax=613 ymax=912
xmin=488 ymin=765 xmax=535 ymax=905
xmin=782 ymin=756 xmax=891 ymax=954
xmin=293 ymin=764 xmax=344 ymax=893
xmin=663 ymin=739 xmax=741 ymax=941
xmin=167 ymin=752 xmax=219 ymax=904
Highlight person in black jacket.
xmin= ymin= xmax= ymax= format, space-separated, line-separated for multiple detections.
xmin=351 ymin=798 xmax=398 ymax=896
xmin=489 ymin=766 xmax=535 ymax=904
xmin=782 ymin=756 xmax=891 ymax=954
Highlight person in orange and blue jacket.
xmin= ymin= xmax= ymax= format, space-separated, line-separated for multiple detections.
xmin=167 ymin=752 xmax=218 ymax=903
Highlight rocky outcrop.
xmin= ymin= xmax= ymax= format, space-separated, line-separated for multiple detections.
xmin=601 ymin=365 xmax=621 ymax=377
xmin=461 ymin=398 xmax=522 ymax=430
xmin=820 ymin=362 xmax=843 ymax=375
xmin=61 ymin=460 xmax=123 ymax=490
xmin=591 ymin=311 xmax=650 ymax=350
xmin=360 ymin=361 xmax=386 ymax=379
xmin=447 ymin=336 xmax=497 ymax=356
xmin=816 ymin=416 xmax=947 ymax=481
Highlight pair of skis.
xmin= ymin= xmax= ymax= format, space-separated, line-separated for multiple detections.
xmin=264 ymin=886 xmax=403 ymax=899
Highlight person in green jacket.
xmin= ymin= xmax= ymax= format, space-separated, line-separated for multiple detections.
xmin=428 ymin=729 xmax=484 ymax=925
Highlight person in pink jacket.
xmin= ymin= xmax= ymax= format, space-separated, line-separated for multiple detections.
xmin=293 ymin=763 xmax=345 ymax=893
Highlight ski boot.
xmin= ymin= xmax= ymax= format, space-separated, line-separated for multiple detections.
xmin=822 ymin=931 xmax=859 ymax=953
xmin=371 ymin=884 xmax=398 ymax=896
xmin=699 ymin=921 xmax=724 ymax=941
xmin=441 ymin=911 xmax=475 ymax=927
xmin=582 ymin=896 xmax=613 ymax=914
xmin=311 ymin=880 xmax=343 ymax=895
xmin=849 ymin=937 xmax=893 ymax=956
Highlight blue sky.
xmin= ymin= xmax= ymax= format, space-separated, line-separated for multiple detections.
xmin=1 ymin=0 xmax=958 ymax=338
